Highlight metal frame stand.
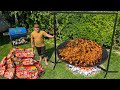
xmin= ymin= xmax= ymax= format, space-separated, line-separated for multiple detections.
xmin=52 ymin=11 xmax=118 ymax=78
xmin=49 ymin=12 xmax=62 ymax=69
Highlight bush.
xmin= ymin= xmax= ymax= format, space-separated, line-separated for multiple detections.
xmin=56 ymin=13 xmax=116 ymax=47
xmin=2 ymin=11 xmax=118 ymax=48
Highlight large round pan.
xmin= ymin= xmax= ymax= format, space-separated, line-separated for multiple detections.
xmin=56 ymin=40 xmax=108 ymax=67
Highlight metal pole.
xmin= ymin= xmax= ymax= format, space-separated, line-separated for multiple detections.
xmin=53 ymin=12 xmax=57 ymax=70
xmin=104 ymin=12 xmax=118 ymax=78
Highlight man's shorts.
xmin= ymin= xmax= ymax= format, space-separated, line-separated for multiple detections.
xmin=35 ymin=46 xmax=47 ymax=57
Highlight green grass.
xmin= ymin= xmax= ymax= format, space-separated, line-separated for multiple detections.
xmin=0 ymin=36 xmax=120 ymax=79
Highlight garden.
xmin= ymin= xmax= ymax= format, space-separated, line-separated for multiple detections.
xmin=0 ymin=11 xmax=120 ymax=79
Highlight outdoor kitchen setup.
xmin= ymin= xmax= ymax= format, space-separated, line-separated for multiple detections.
xmin=57 ymin=38 xmax=107 ymax=77
xmin=0 ymin=11 xmax=119 ymax=79
xmin=52 ymin=11 xmax=118 ymax=78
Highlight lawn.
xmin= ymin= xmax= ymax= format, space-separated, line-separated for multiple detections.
xmin=0 ymin=35 xmax=120 ymax=79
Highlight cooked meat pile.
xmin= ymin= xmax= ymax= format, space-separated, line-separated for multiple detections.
xmin=58 ymin=38 xmax=102 ymax=67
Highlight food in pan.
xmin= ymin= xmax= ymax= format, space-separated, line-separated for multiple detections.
xmin=58 ymin=38 xmax=102 ymax=67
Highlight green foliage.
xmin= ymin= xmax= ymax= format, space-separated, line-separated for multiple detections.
xmin=26 ymin=11 xmax=54 ymax=34
xmin=115 ymin=11 xmax=120 ymax=46
xmin=2 ymin=11 xmax=54 ymax=34
xmin=1 ymin=11 xmax=119 ymax=47
xmin=56 ymin=13 xmax=115 ymax=47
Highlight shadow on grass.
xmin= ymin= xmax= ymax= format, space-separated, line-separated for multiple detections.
xmin=46 ymin=47 xmax=55 ymax=61
xmin=0 ymin=34 xmax=11 ymax=46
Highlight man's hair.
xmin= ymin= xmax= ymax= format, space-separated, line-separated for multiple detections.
xmin=34 ymin=24 xmax=39 ymax=28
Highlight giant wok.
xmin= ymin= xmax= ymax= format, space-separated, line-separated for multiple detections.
xmin=57 ymin=38 xmax=108 ymax=67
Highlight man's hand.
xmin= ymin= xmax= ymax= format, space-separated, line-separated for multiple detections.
xmin=45 ymin=34 xmax=56 ymax=38
xmin=53 ymin=35 xmax=56 ymax=38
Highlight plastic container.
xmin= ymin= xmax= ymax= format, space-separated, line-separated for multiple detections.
xmin=9 ymin=27 xmax=27 ymax=39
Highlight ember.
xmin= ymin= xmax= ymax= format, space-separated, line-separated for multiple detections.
xmin=67 ymin=64 xmax=102 ymax=77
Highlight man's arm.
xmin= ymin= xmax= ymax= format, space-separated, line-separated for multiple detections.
xmin=45 ymin=34 xmax=55 ymax=38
